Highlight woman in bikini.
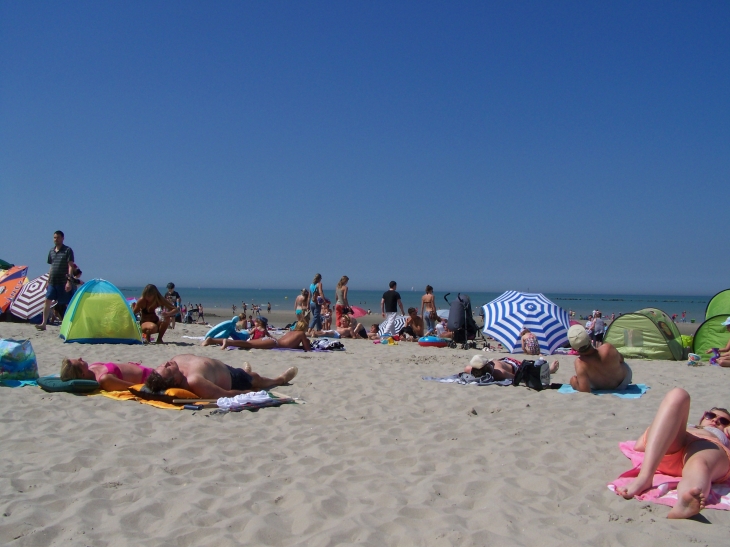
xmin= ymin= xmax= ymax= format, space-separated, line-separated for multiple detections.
xmin=294 ymin=289 xmax=309 ymax=320
xmin=520 ymin=328 xmax=541 ymax=355
xmin=420 ymin=285 xmax=438 ymax=336
xmin=202 ymin=319 xmax=312 ymax=351
xmin=133 ymin=284 xmax=179 ymax=343
xmin=60 ymin=358 xmax=154 ymax=391
xmin=617 ymin=388 xmax=730 ymax=519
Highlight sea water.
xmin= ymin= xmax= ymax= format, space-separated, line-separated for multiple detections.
xmin=117 ymin=287 xmax=710 ymax=322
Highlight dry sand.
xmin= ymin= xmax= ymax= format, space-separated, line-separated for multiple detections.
xmin=1 ymin=320 xmax=728 ymax=546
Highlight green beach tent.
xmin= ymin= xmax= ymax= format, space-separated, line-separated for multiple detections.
xmin=60 ymin=279 xmax=142 ymax=344
xmin=692 ymin=315 xmax=730 ymax=360
xmin=603 ymin=307 xmax=683 ymax=360
xmin=705 ymin=289 xmax=730 ymax=321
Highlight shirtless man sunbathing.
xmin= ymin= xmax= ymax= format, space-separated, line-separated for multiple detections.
xmin=143 ymin=354 xmax=297 ymax=399
xmin=567 ymin=324 xmax=632 ymax=392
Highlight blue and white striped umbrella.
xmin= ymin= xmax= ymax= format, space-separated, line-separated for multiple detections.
xmin=378 ymin=316 xmax=407 ymax=336
xmin=482 ymin=291 xmax=570 ymax=355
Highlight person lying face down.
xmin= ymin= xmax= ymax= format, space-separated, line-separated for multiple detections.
xmin=465 ymin=355 xmax=559 ymax=381
xmin=143 ymin=354 xmax=298 ymax=399
xmin=616 ymin=388 xmax=730 ymax=519
xmin=61 ymin=358 xmax=154 ymax=392
xmin=567 ymin=325 xmax=632 ymax=392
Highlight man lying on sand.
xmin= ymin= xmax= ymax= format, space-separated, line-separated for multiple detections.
xmin=616 ymin=388 xmax=730 ymax=519
xmin=143 ymin=354 xmax=297 ymax=398
xmin=567 ymin=324 xmax=632 ymax=392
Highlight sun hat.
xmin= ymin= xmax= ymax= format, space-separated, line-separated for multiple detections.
xmin=568 ymin=324 xmax=592 ymax=351
xmin=721 ymin=317 xmax=730 ymax=326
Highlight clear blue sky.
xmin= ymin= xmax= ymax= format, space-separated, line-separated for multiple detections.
xmin=1 ymin=1 xmax=727 ymax=295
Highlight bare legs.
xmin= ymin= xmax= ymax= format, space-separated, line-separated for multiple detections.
xmin=249 ymin=366 xmax=298 ymax=390
xmin=203 ymin=338 xmax=278 ymax=350
xmin=36 ymin=299 xmax=53 ymax=330
xmin=141 ymin=320 xmax=171 ymax=343
xmin=617 ymin=387 xmax=730 ymax=519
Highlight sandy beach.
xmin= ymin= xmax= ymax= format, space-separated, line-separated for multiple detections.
xmin=1 ymin=320 xmax=728 ymax=547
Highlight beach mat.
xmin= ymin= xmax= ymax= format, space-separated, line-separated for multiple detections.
xmin=608 ymin=441 xmax=730 ymax=510
xmin=422 ymin=373 xmax=512 ymax=386
xmin=557 ymin=383 xmax=649 ymax=398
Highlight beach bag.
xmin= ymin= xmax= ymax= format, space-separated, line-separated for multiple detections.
xmin=0 ymin=339 xmax=39 ymax=381
xmin=512 ymin=359 xmax=550 ymax=391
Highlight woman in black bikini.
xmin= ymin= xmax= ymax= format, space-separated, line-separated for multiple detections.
xmin=133 ymin=284 xmax=179 ymax=344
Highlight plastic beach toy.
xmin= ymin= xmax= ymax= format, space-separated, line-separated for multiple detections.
xmin=687 ymin=353 xmax=703 ymax=366
xmin=709 ymin=348 xmax=721 ymax=366
xmin=418 ymin=336 xmax=449 ymax=348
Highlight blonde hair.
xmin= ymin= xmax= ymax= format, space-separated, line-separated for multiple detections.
xmin=337 ymin=276 xmax=349 ymax=289
xmin=60 ymin=358 xmax=83 ymax=381
xmin=312 ymin=273 xmax=322 ymax=283
xmin=293 ymin=319 xmax=308 ymax=332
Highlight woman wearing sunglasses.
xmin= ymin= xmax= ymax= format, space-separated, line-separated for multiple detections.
xmin=617 ymin=388 xmax=730 ymax=518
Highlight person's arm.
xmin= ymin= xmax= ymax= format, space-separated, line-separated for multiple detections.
xmin=159 ymin=298 xmax=179 ymax=318
xmin=381 ymin=298 xmax=385 ymax=317
xmin=569 ymin=360 xmax=592 ymax=393
xmin=398 ymin=299 xmax=405 ymax=315
xmin=719 ymin=340 xmax=730 ymax=354
xmin=318 ymin=282 xmax=328 ymax=303
xmin=301 ymin=335 xmax=312 ymax=351
xmin=521 ymin=337 xmax=527 ymax=353
xmin=420 ymin=296 xmax=425 ymax=318
xmin=132 ymin=298 xmax=143 ymax=314
xmin=186 ymin=374 xmax=250 ymax=398
xmin=96 ymin=374 xmax=135 ymax=392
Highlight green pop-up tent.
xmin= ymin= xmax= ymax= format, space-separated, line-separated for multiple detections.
xmin=705 ymin=289 xmax=730 ymax=321
xmin=603 ymin=307 xmax=684 ymax=360
xmin=692 ymin=315 xmax=730 ymax=360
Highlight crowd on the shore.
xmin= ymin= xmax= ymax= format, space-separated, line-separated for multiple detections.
xmin=16 ymin=230 xmax=730 ymax=520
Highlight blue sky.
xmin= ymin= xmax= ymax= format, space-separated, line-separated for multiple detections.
xmin=1 ymin=1 xmax=727 ymax=295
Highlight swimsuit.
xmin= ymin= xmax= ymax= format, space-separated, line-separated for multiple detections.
xmin=96 ymin=362 xmax=154 ymax=383
xmin=225 ymin=365 xmax=253 ymax=391
xmin=523 ymin=335 xmax=540 ymax=355
xmin=638 ymin=427 xmax=730 ymax=482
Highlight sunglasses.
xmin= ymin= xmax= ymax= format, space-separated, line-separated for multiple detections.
xmin=702 ymin=411 xmax=730 ymax=427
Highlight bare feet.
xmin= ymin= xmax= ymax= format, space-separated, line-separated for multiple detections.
xmin=667 ymin=487 xmax=705 ymax=519
xmin=616 ymin=474 xmax=654 ymax=499
xmin=280 ymin=366 xmax=298 ymax=384
xmin=35 ymin=325 xmax=46 ymax=331
xmin=243 ymin=362 xmax=252 ymax=373
xmin=220 ymin=339 xmax=230 ymax=350
xmin=549 ymin=360 xmax=559 ymax=374
xmin=201 ymin=338 xmax=215 ymax=347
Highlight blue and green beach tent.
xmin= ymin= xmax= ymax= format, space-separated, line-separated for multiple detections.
xmin=59 ymin=279 xmax=142 ymax=344
xmin=603 ymin=307 xmax=683 ymax=360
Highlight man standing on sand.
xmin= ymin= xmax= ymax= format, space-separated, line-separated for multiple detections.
xmin=143 ymin=354 xmax=298 ymax=398
xmin=380 ymin=281 xmax=404 ymax=336
xmin=37 ymin=230 xmax=76 ymax=331
xmin=567 ymin=324 xmax=633 ymax=392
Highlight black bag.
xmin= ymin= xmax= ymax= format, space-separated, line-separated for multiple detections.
xmin=512 ymin=359 xmax=551 ymax=391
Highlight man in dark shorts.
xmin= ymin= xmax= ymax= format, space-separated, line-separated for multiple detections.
xmin=144 ymin=354 xmax=298 ymax=398
xmin=37 ymin=230 xmax=76 ymax=330
xmin=380 ymin=280 xmax=405 ymax=336
xmin=400 ymin=307 xmax=425 ymax=341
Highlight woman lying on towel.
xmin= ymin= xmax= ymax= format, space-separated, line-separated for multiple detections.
xmin=202 ymin=319 xmax=312 ymax=351
xmin=61 ymin=358 xmax=154 ymax=391
xmin=617 ymin=388 xmax=730 ymax=519
xmin=464 ymin=355 xmax=559 ymax=381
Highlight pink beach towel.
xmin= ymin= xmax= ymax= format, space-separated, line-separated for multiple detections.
xmin=607 ymin=441 xmax=730 ymax=510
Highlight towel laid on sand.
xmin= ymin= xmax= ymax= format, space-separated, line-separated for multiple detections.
xmin=100 ymin=390 xmax=182 ymax=410
xmin=0 ymin=379 xmax=38 ymax=388
xmin=557 ymin=383 xmax=649 ymax=398
xmin=608 ymin=441 xmax=730 ymax=510
xmin=422 ymin=373 xmax=513 ymax=386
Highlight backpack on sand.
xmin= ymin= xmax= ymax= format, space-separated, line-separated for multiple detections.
xmin=512 ymin=359 xmax=551 ymax=391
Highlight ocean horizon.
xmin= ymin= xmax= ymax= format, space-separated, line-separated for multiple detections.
xmin=117 ymin=287 xmax=712 ymax=322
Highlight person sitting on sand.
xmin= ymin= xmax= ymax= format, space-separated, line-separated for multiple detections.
xmin=465 ymin=355 xmax=559 ymax=381
xmin=143 ymin=354 xmax=298 ymax=398
xmin=400 ymin=308 xmax=425 ymax=341
xmin=520 ymin=328 xmax=540 ymax=355
xmin=616 ymin=388 xmax=730 ymax=519
xmin=248 ymin=317 xmax=272 ymax=339
xmin=203 ymin=319 xmax=312 ymax=351
xmin=567 ymin=324 xmax=632 ymax=392
xmin=706 ymin=317 xmax=730 ymax=366
xmin=61 ymin=358 xmax=154 ymax=391
xmin=435 ymin=318 xmax=453 ymax=339
xmin=367 ymin=324 xmax=380 ymax=340
xmin=133 ymin=284 xmax=179 ymax=344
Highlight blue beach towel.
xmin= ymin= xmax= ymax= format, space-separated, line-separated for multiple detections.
xmin=557 ymin=383 xmax=649 ymax=399
xmin=0 ymin=379 xmax=38 ymax=388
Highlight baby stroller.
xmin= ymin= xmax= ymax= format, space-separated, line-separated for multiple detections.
xmin=445 ymin=293 xmax=480 ymax=349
